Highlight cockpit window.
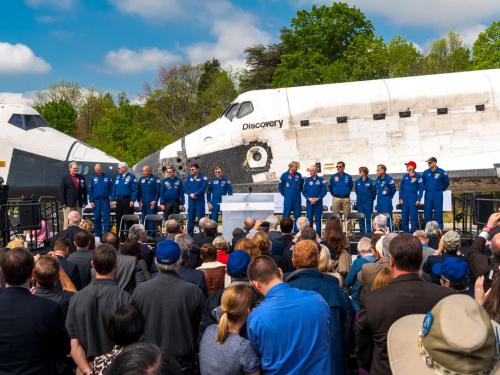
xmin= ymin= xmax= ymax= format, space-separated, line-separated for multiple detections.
xmin=8 ymin=114 xmax=49 ymax=130
xmin=225 ymin=103 xmax=240 ymax=120
xmin=237 ymin=101 xmax=254 ymax=118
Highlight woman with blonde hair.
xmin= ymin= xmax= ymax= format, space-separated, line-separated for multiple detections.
xmin=79 ymin=219 xmax=94 ymax=233
xmin=371 ymin=267 xmax=393 ymax=291
xmin=318 ymin=244 xmax=343 ymax=286
xmin=199 ymin=284 xmax=260 ymax=375
xmin=234 ymin=238 xmax=261 ymax=259
xmin=252 ymin=232 xmax=271 ymax=256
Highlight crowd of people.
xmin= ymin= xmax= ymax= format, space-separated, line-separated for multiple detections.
xmin=1 ymin=203 xmax=500 ymax=375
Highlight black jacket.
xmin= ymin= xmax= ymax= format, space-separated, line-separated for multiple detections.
xmin=179 ymin=266 xmax=208 ymax=296
xmin=68 ymin=248 xmax=93 ymax=289
xmin=467 ymin=235 xmax=500 ymax=289
xmin=34 ymin=286 xmax=74 ymax=318
xmin=0 ymin=287 xmax=70 ymax=374
xmin=60 ymin=173 xmax=87 ymax=207
xmin=355 ymin=273 xmax=453 ymax=375
xmin=51 ymin=225 xmax=85 ymax=252
xmin=56 ymin=254 xmax=82 ymax=291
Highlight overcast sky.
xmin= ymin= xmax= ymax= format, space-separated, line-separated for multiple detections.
xmin=1 ymin=0 xmax=498 ymax=103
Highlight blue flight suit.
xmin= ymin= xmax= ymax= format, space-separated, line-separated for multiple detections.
xmin=88 ymin=173 xmax=113 ymax=237
xmin=355 ymin=177 xmax=376 ymax=237
xmin=184 ymin=173 xmax=209 ymax=236
xmin=375 ymin=174 xmax=397 ymax=228
xmin=400 ymin=172 xmax=424 ymax=233
xmin=159 ymin=177 xmax=185 ymax=206
xmin=137 ymin=174 xmax=161 ymax=231
xmin=422 ymin=167 xmax=449 ymax=230
xmin=329 ymin=173 xmax=354 ymax=198
xmin=302 ymin=176 xmax=327 ymax=236
xmin=207 ymin=176 xmax=233 ymax=221
xmin=111 ymin=172 xmax=138 ymax=231
xmin=279 ymin=171 xmax=303 ymax=232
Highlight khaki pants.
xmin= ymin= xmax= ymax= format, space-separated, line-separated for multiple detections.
xmin=62 ymin=206 xmax=82 ymax=229
xmin=332 ymin=197 xmax=351 ymax=232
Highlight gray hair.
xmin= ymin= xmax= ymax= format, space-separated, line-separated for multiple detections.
xmin=118 ymin=162 xmax=129 ymax=169
xmin=425 ymin=221 xmax=441 ymax=237
xmin=413 ymin=230 xmax=428 ymax=244
xmin=174 ymin=233 xmax=193 ymax=252
xmin=204 ymin=219 xmax=218 ymax=234
xmin=296 ymin=217 xmax=310 ymax=232
xmin=382 ymin=233 xmax=398 ymax=260
xmin=155 ymin=258 xmax=181 ymax=273
xmin=357 ymin=237 xmax=372 ymax=255
xmin=266 ymin=215 xmax=279 ymax=229
xmin=373 ymin=214 xmax=388 ymax=230
xmin=165 ymin=219 xmax=180 ymax=234
xmin=213 ymin=236 xmax=229 ymax=252
xmin=128 ymin=224 xmax=145 ymax=240
xmin=69 ymin=161 xmax=79 ymax=169
xmin=199 ymin=216 xmax=209 ymax=229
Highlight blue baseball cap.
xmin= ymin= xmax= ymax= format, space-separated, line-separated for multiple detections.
xmin=432 ymin=257 xmax=469 ymax=283
xmin=227 ymin=250 xmax=251 ymax=278
xmin=156 ymin=240 xmax=181 ymax=265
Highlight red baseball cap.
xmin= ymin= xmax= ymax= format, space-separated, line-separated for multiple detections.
xmin=405 ymin=161 xmax=417 ymax=168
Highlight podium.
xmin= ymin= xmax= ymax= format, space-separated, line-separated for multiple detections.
xmin=220 ymin=194 xmax=275 ymax=241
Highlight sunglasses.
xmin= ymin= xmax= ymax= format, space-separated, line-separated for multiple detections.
xmin=336 ymin=166 xmax=343 ymax=169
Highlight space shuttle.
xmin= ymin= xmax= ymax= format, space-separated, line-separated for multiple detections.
xmin=135 ymin=69 xmax=500 ymax=192
xmin=0 ymin=103 xmax=119 ymax=198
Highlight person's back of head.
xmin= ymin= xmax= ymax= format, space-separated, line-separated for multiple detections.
xmin=101 ymin=232 xmax=120 ymax=251
xmin=165 ymin=219 xmax=181 ymax=235
xmin=243 ymin=217 xmax=256 ymax=232
xmin=6 ymin=238 xmax=24 ymax=250
xmin=491 ymin=233 xmax=500 ymax=258
xmin=104 ymin=342 xmax=162 ymax=375
xmin=442 ymin=230 xmax=461 ymax=254
xmin=174 ymin=233 xmax=193 ymax=253
xmin=381 ymin=233 xmax=398 ymax=261
xmin=323 ymin=217 xmax=347 ymax=254
xmin=128 ymin=224 xmax=145 ymax=240
xmin=413 ymin=230 xmax=428 ymax=244
xmin=300 ymin=226 xmax=317 ymax=241
xmin=121 ymin=239 xmax=142 ymax=260
xmin=266 ymin=215 xmax=279 ymax=230
xmin=204 ymin=219 xmax=218 ymax=237
xmin=357 ymin=237 xmax=373 ymax=256
xmin=53 ymin=238 xmax=70 ymax=255
xmin=108 ymin=303 xmax=144 ymax=347
xmin=79 ymin=219 xmax=94 ymax=233
xmin=212 ymin=236 xmax=229 ymax=253
xmin=258 ymin=221 xmax=270 ymax=233
xmin=252 ymin=231 xmax=271 ymax=256
xmin=371 ymin=267 xmax=393 ymax=291
xmin=34 ymin=255 xmax=60 ymax=288
xmin=2 ymin=248 xmax=34 ymax=286
xmin=67 ymin=211 xmax=81 ymax=226
xmin=279 ymin=217 xmax=293 ymax=234
xmin=200 ymin=243 xmax=217 ymax=263
xmin=389 ymin=234 xmax=423 ymax=273
xmin=234 ymin=237 xmax=260 ymax=259
xmin=318 ymin=244 xmax=333 ymax=273
xmin=373 ymin=214 xmax=388 ymax=232
xmin=248 ymin=255 xmax=282 ymax=288
xmin=296 ymin=217 xmax=309 ymax=233
xmin=199 ymin=217 xmax=209 ymax=233
xmin=232 ymin=227 xmax=245 ymax=240
xmin=425 ymin=220 xmax=441 ymax=238
xmin=217 ymin=284 xmax=255 ymax=343
xmin=74 ymin=230 xmax=90 ymax=249
xmin=93 ymin=243 xmax=117 ymax=276
xmin=292 ymin=240 xmax=319 ymax=269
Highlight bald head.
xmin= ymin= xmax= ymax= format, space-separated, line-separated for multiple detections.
xmin=413 ymin=230 xmax=428 ymax=244
xmin=243 ymin=217 xmax=256 ymax=231
xmin=67 ymin=211 xmax=81 ymax=226
xmin=491 ymin=233 xmax=500 ymax=257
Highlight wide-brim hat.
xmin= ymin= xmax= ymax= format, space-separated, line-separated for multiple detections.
xmin=388 ymin=295 xmax=500 ymax=375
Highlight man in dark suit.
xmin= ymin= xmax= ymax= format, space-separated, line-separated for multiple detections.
xmin=68 ymin=231 xmax=93 ymax=288
xmin=176 ymin=234 xmax=208 ymax=296
xmin=0 ymin=248 xmax=70 ymax=374
xmin=51 ymin=210 xmax=85 ymax=252
xmin=355 ymin=233 xmax=453 ymax=375
xmin=60 ymin=161 xmax=87 ymax=229
xmin=53 ymin=238 xmax=82 ymax=290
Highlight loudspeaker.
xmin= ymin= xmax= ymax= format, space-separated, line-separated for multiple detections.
xmin=474 ymin=194 xmax=494 ymax=226
xmin=19 ymin=201 xmax=41 ymax=229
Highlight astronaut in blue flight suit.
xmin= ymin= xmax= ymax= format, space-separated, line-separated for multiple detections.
xmin=207 ymin=167 xmax=233 ymax=222
xmin=88 ymin=163 xmax=113 ymax=238
xmin=422 ymin=156 xmax=449 ymax=230
xmin=137 ymin=165 xmax=161 ymax=232
xmin=399 ymin=161 xmax=424 ymax=233
xmin=302 ymin=165 xmax=327 ymax=236
xmin=278 ymin=161 xmax=303 ymax=232
xmin=184 ymin=163 xmax=208 ymax=237
xmin=355 ymin=166 xmax=376 ymax=237
xmin=111 ymin=162 xmax=138 ymax=234
xmin=375 ymin=164 xmax=397 ymax=229
xmin=159 ymin=166 xmax=185 ymax=220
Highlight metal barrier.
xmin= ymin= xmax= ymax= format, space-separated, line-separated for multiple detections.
xmin=453 ymin=193 xmax=500 ymax=239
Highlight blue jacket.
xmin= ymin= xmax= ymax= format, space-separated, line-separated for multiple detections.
xmin=278 ymin=171 xmax=303 ymax=200
xmin=111 ymin=172 xmax=138 ymax=201
xmin=329 ymin=173 xmax=353 ymax=198
xmin=137 ymin=175 xmax=161 ymax=204
xmin=302 ymin=176 xmax=327 ymax=201
xmin=207 ymin=176 xmax=233 ymax=204
xmin=247 ymin=283 xmax=331 ymax=375
xmin=375 ymin=174 xmax=396 ymax=205
xmin=286 ymin=269 xmax=353 ymax=375
xmin=159 ymin=177 xmax=185 ymax=205
xmin=400 ymin=172 xmax=424 ymax=202
xmin=88 ymin=173 xmax=113 ymax=201
xmin=355 ymin=177 xmax=376 ymax=205
xmin=422 ymin=167 xmax=449 ymax=193
xmin=184 ymin=174 xmax=208 ymax=200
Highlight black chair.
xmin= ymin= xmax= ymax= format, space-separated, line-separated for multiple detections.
xmin=119 ymin=214 xmax=140 ymax=240
xmin=143 ymin=214 xmax=163 ymax=242
xmin=347 ymin=212 xmax=365 ymax=238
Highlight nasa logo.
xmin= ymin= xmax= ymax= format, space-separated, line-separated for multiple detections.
xmin=104 ymin=178 xmax=108 ymax=182
xmin=190 ymin=178 xmax=193 ymax=182
xmin=315 ymin=180 xmax=320 ymax=185
xmin=309 ymin=181 xmax=313 ymax=186
xmin=365 ymin=183 xmax=370 ymax=187
xmin=334 ymin=176 xmax=339 ymax=182
xmin=213 ymin=180 xmax=219 ymax=185
xmin=165 ymin=182 xmax=170 ymax=187
xmin=141 ymin=179 xmax=145 ymax=183
xmin=94 ymin=177 xmax=98 ymax=182
xmin=242 ymin=119 xmax=283 ymax=131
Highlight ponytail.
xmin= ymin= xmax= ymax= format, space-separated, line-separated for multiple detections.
xmin=216 ymin=311 xmax=229 ymax=343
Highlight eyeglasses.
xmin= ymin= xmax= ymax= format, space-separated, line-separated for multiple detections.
xmin=336 ymin=166 xmax=343 ymax=169
xmin=215 ymin=171 xmax=222 ymax=174
xmin=190 ymin=168 xmax=196 ymax=171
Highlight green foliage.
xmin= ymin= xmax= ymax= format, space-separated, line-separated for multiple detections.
xmin=423 ymin=32 xmax=470 ymax=74
xmin=34 ymin=80 xmax=83 ymax=110
xmin=239 ymin=44 xmax=282 ymax=92
xmin=472 ymin=20 xmax=500 ymax=69
xmin=386 ymin=36 xmax=424 ymax=77
xmin=35 ymin=99 xmax=77 ymax=135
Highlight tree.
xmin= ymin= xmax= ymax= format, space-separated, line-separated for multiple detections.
xmin=197 ymin=71 xmax=237 ymax=124
xmin=386 ymin=36 xmax=424 ymax=77
xmin=35 ymin=99 xmax=77 ymax=135
xmin=239 ymin=44 xmax=282 ymax=92
xmin=34 ymin=80 xmax=83 ymax=110
xmin=198 ymin=59 xmax=222 ymax=93
xmin=424 ymin=32 xmax=470 ymax=74
xmin=472 ymin=20 xmax=500 ymax=69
